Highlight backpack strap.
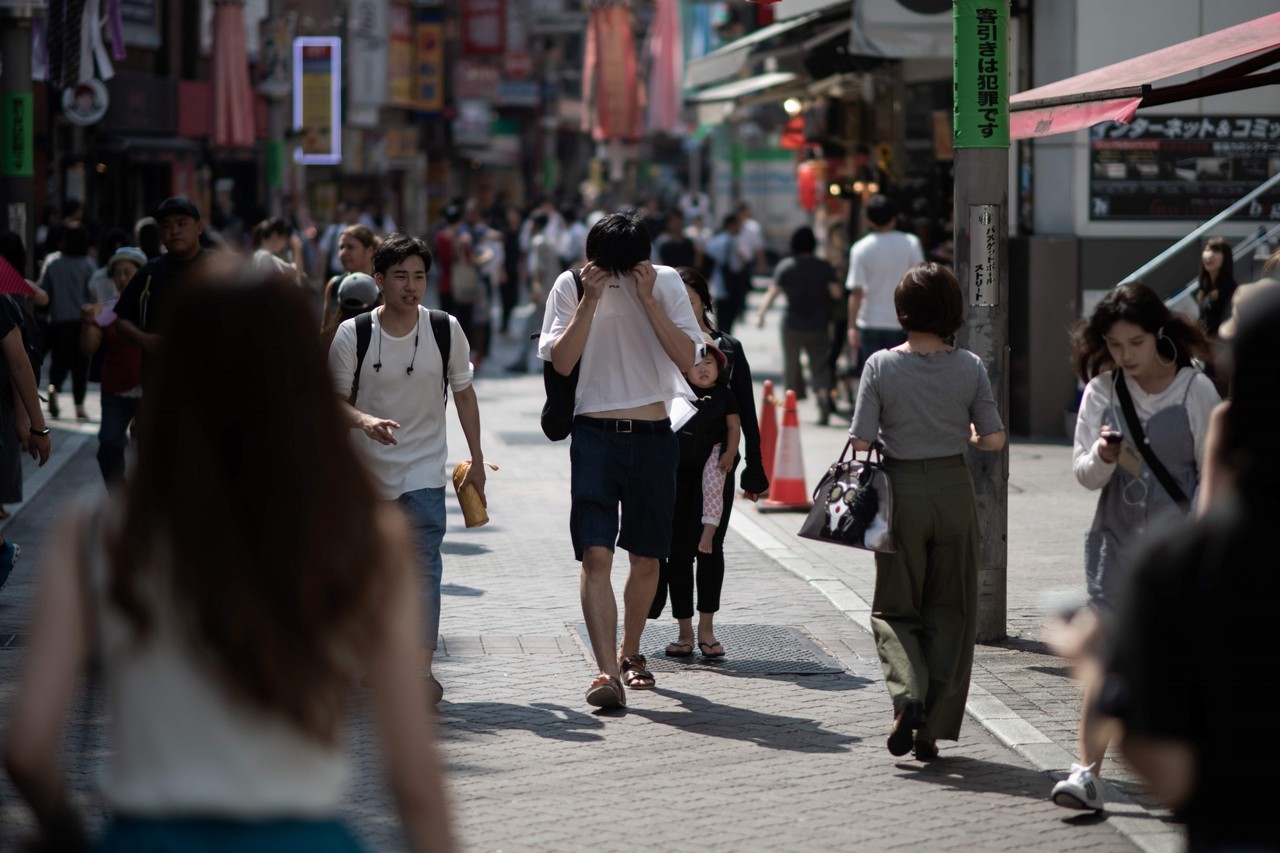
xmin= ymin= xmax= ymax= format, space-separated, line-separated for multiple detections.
xmin=428 ymin=308 xmax=451 ymax=404
xmin=348 ymin=311 xmax=373 ymax=406
xmin=1112 ymin=369 xmax=1190 ymax=511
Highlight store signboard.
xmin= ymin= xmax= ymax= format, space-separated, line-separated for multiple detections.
xmin=412 ymin=20 xmax=445 ymax=112
xmin=293 ymin=37 xmax=342 ymax=165
xmin=454 ymin=99 xmax=492 ymax=147
xmin=1089 ymin=115 xmax=1280 ymax=221
xmin=1 ymin=93 xmax=34 ymax=178
xmin=348 ymin=0 xmax=390 ymax=124
xmin=461 ymin=0 xmax=504 ymax=55
xmin=121 ymin=0 xmax=162 ymax=49
xmin=454 ymin=61 xmax=500 ymax=101
xmin=388 ymin=2 xmax=415 ymax=107
xmin=529 ymin=0 xmax=584 ymax=34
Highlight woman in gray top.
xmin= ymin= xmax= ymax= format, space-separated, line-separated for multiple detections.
xmin=38 ymin=224 xmax=96 ymax=420
xmin=849 ymin=263 xmax=1006 ymax=761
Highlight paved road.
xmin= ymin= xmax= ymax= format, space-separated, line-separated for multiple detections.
xmin=0 ymin=293 xmax=1182 ymax=851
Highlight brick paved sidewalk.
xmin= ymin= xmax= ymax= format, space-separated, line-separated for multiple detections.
xmin=0 ymin=317 xmax=1163 ymax=852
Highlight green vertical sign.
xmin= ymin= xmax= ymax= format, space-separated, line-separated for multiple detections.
xmin=1 ymin=93 xmax=34 ymax=177
xmin=265 ymin=139 xmax=285 ymax=190
xmin=953 ymin=0 xmax=1009 ymax=149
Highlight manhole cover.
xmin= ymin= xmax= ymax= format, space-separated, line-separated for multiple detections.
xmin=572 ymin=623 xmax=844 ymax=675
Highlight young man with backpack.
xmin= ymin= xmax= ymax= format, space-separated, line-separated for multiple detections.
xmin=538 ymin=213 xmax=704 ymax=709
xmin=328 ymin=234 xmax=487 ymax=705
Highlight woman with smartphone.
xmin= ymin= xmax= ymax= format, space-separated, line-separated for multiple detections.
xmin=1052 ymin=282 xmax=1218 ymax=812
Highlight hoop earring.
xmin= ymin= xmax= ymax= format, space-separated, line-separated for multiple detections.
xmin=1156 ymin=328 xmax=1178 ymax=367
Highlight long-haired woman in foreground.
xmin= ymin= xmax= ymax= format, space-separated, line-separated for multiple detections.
xmin=4 ymin=275 xmax=453 ymax=851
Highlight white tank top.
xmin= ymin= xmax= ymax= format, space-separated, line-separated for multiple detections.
xmin=85 ymin=511 xmax=348 ymax=817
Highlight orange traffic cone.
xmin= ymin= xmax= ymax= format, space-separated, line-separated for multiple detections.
xmin=759 ymin=379 xmax=778 ymax=486
xmin=759 ymin=389 xmax=811 ymax=512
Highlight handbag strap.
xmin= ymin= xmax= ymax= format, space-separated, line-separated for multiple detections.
xmin=1112 ymin=369 xmax=1190 ymax=510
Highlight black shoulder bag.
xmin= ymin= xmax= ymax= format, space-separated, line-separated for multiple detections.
xmin=1112 ymin=369 xmax=1190 ymax=511
xmin=539 ymin=270 xmax=585 ymax=441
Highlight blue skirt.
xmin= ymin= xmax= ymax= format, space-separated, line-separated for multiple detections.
xmin=95 ymin=816 xmax=363 ymax=852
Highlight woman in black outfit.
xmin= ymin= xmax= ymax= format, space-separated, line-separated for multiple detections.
xmin=648 ymin=267 xmax=769 ymax=657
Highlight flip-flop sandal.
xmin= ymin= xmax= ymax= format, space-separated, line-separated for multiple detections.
xmin=620 ymin=655 xmax=656 ymax=689
xmin=664 ymin=641 xmax=694 ymax=657
xmin=586 ymin=675 xmax=626 ymax=709
xmin=698 ymin=641 xmax=726 ymax=659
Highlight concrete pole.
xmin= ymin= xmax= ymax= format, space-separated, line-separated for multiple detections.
xmin=952 ymin=1 xmax=1010 ymax=642
xmin=0 ymin=1 xmax=44 ymax=277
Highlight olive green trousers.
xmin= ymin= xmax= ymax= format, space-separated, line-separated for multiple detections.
xmin=871 ymin=455 xmax=978 ymax=742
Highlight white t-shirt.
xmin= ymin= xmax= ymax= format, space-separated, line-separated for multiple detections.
xmin=329 ymin=306 xmax=473 ymax=499
xmin=737 ymin=217 xmax=764 ymax=262
xmin=1072 ymin=367 xmax=1220 ymax=490
xmin=537 ymin=265 xmax=703 ymax=416
xmin=846 ymin=230 xmax=925 ymax=329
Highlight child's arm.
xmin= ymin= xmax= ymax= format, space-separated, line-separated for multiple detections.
xmin=719 ymin=413 xmax=742 ymax=471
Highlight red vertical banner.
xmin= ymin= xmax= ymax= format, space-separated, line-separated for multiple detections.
xmin=461 ymin=0 xmax=504 ymax=56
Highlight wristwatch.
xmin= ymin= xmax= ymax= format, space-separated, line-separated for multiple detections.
xmin=30 ymin=426 xmax=51 ymax=436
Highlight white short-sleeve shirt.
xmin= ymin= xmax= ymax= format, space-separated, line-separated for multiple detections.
xmin=845 ymin=230 xmax=925 ymax=330
xmin=537 ymin=264 xmax=703 ymax=416
xmin=329 ymin=306 xmax=473 ymax=499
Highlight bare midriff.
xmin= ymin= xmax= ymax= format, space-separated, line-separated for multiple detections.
xmin=581 ymin=401 xmax=668 ymax=421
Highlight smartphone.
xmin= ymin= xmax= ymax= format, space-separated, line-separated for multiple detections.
xmin=1103 ymin=431 xmax=1123 ymax=444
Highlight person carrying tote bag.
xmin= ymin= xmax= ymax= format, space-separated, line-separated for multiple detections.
xmin=846 ymin=263 xmax=1005 ymax=762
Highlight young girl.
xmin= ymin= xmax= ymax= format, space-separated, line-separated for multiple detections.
xmin=649 ymin=344 xmax=741 ymax=658
xmin=1052 ymin=282 xmax=1218 ymax=812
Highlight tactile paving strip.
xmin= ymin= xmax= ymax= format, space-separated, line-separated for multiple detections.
xmin=572 ymin=623 xmax=845 ymax=675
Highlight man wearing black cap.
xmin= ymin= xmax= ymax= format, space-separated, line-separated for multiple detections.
xmin=114 ymin=197 xmax=209 ymax=388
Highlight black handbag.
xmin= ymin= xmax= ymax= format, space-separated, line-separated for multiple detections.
xmin=798 ymin=439 xmax=896 ymax=553
xmin=539 ymin=269 xmax=584 ymax=441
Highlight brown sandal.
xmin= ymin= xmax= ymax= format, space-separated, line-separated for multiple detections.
xmin=586 ymin=674 xmax=626 ymax=708
xmin=619 ymin=654 xmax=656 ymax=690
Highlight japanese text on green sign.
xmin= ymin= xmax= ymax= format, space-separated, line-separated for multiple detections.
xmin=954 ymin=1 xmax=1008 ymax=149
xmin=1 ymin=94 xmax=34 ymax=178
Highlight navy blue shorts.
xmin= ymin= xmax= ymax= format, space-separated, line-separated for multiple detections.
xmin=569 ymin=417 xmax=678 ymax=562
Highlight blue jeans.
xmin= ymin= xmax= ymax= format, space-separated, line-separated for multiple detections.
xmin=97 ymin=392 xmax=140 ymax=483
xmin=856 ymin=326 xmax=908 ymax=376
xmin=397 ymin=487 xmax=446 ymax=649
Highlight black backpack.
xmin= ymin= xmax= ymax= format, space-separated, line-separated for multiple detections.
xmin=539 ymin=269 xmax=584 ymax=441
xmin=347 ymin=309 xmax=452 ymax=406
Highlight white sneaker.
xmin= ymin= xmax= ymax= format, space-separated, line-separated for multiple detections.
xmin=1052 ymin=763 xmax=1104 ymax=811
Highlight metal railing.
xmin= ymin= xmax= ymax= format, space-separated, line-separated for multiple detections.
xmin=1116 ymin=169 xmax=1280 ymax=310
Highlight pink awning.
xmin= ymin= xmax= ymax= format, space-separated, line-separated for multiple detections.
xmin=213 ymin=0 xmax=256 ymax=149
xmin=1011 ymin=11 xmax=1280 ymax=140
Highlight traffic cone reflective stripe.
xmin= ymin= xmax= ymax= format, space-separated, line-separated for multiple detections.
xmin=760 ymin=389 xmax=811 ymax=512
xmin=759 ymin=379 xmax=778 ymax=487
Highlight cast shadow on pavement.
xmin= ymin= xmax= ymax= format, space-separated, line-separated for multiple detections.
xmin=436 ymin=701 xmax=606 ymax=743
xmin=440 ymin=541 xmax=491 ymax=557
xmin=893 ymin=755 xmax=1064 ymax=802
xmin=895 ymin=755 xmax=1166 ymax=821
xmin=628 ymin=688 xmax=860 ymax=753
xmin=699 ymin=671 xmax=874 ymax=692
xmin=440 ymin=583 xmax=485 ymax=597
